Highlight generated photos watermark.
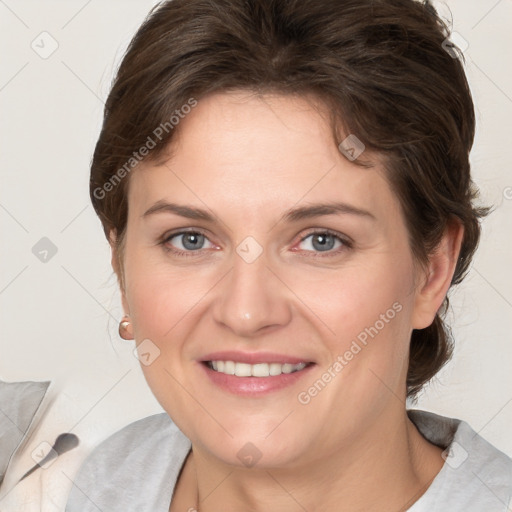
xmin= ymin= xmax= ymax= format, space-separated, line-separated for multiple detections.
xmin=297 ymin=301 xmax=403 ymax=405
xmin=93 ymin=97 xmax=198 ymax=200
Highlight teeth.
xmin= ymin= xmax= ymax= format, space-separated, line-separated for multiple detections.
xmin=208 ymin=360 xmax=307 ymax=377
xmin=269 ymin=363 xmax=282 ymax=376
xmin=224 ymin=360 xmax=236 ymax=375
xmin=235 ymin=362 xmax=252 ymax=377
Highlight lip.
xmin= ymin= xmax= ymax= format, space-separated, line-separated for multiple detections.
xmin=198 ymin=355 xmax=316 ymax=396
xmin=199 ymin=351 xmax=314 ymax=365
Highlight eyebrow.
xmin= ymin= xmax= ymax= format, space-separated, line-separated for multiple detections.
xmin=142 ymin=200 xmax=375 ymax=223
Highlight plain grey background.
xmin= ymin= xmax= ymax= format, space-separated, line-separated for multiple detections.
xmin=1 ymin=0 xmax=511 ymax=472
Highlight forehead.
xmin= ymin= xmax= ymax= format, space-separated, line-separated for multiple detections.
xmin=127 ymin=91 xmax=401 ymax=223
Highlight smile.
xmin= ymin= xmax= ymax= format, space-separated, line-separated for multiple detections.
xmin=206 ymin=360 xmax=308 ymax=377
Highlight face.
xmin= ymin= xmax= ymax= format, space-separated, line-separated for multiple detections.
xmin=116 ymin=91 xmax=427 ymax=469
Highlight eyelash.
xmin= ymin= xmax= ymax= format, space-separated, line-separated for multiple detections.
xmin=159 ymin=228 xmax=353 ymax=259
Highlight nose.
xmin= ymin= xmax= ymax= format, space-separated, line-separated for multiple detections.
xmin=212 ymin=248 xmax=292 ymax=338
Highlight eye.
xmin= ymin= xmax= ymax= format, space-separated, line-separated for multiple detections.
xmin=295 ymin=230 xmax=350 ymax=256
xmin=161 ymin=230 xmax=215 ymax=256
xmin=160 ymin=228 xmax=351 ymax=258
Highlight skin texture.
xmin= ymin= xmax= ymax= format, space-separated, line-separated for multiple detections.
xmin=111 ymin=91 xmax=463 ymax=512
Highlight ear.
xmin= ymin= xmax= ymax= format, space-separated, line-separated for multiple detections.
xmin=108 ymin=229 xmax=130 ymax=315
xmin=411 ymin=219 xmax=464 ymax=329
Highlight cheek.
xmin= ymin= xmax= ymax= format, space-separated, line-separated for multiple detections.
xmin=124 ymin=246 xmax=210 ymax=340
xmin=287 ymin=252 xmax=416 ymax=409
xmin=287 ymin=254 xmax=414 ymax=348
xmin=122 ymin=263 xmax=207 ymax=432
xmin=122 ymin=248 xmax=220 ymax=402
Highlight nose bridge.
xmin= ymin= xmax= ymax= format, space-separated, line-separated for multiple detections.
xmin=212 ymin=241 xmax=291 ymax=336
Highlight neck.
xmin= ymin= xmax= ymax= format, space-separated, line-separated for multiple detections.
xmin=185 ymin=408 xmax=444 ymax=512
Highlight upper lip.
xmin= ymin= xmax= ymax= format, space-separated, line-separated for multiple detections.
xmin=200 ymin=351 xmax=314 ymax=365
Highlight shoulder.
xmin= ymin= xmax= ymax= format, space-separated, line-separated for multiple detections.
xmin=408 ymin=409 xmax=512 ymax=511
xmin=81 ymin=412 xmax=182 ymax=455
xmin=454 ymin=414 xmax=512 ymax=498
xmin=66 ymin=413 xmax=192 ymax=512
xmin=74 ymin=412 xmax=188 ymax=473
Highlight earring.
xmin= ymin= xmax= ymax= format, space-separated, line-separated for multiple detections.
xmin=118 ymin=315 xmax=133 ymax=340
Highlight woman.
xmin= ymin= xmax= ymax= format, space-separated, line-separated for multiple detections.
xmin=66 ymin=0 xmax=512 ymax=510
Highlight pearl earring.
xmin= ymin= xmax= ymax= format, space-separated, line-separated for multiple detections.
xmin=118 ymin=316 xmax=133 ymax=340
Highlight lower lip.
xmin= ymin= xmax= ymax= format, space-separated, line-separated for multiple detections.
xmin=199 ymin=362 xmax=315 ymax=396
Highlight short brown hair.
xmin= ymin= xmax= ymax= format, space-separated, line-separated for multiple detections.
xmin=90 ymin=0 xmax=488 ymax=399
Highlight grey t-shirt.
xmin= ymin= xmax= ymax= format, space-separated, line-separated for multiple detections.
xmin=65 ymin=409 xmax=512 ymax=511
